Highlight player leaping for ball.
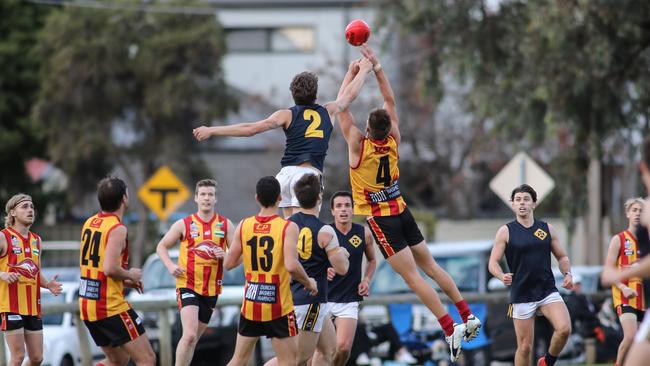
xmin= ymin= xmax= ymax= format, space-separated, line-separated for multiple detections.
xmin=193 ymin=59 xmax=374 ymax=218
xmin=336 ymin=44 xmax=481 ymax=362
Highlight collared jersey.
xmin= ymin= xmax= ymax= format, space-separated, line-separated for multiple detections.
xmin=504 ymin=219 xmax=557 ymax=303
xmin=612 ymin=230 xmax=645 ymax=311
xmin=328 ymin=223 xmax=366 ymax=303
xmin=0 ymin=228 xmax=41 ymax=316
xmin=289 ymin=212 xmax=329 ymax=305
xmin=78 ymin=212 xmax=131 ymax=321
xmin=240 ymin=215 xmax=293 ymax=321
xmin=350 ymin=136 xmax=407 ymax=217
xmin=177 ymin=213 xmax=229 ymax=296
xmin=280 ymin=104 xmax=333 ymax=172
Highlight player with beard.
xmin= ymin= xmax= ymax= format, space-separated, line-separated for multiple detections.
xmin=156 ymin=179 xmax=234 ymax=366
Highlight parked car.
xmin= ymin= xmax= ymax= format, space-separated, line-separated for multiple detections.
xmin=128 ymin=250 xmax=243 ymax=365
xmin=362 ymin=240 xmax=515 ymax=364
xmin=39 ymin=281 xmax=103 ymax=366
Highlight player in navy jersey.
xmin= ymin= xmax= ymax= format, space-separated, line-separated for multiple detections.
xmin=488 ymin=184 xmax=573 ymax=366
xmin=193 ymin=58 xmax=373 ymax=218
xmin=265 ymin=174 xmax=349 ymax=366
xmin=310 ymin=191 xmax=377 ymax=366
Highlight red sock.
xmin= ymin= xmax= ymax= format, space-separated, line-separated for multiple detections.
xmin=455 ymin=299 xmax=471 ymax=323
xmin=438 ymin=313 xmax=455 ymax=336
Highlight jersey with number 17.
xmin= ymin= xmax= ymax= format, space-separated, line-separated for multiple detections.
xmin=78 ymin=212 xmax=131 ymax=321
xmin=280 ymin=104 xmax=333 ymax=172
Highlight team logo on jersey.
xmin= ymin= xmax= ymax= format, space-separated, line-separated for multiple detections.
xmin=624 ymin=239 xmax=635 ymax=256
xmin=533 ymin=228 xmax=548 ymax=240
xmin=254 ymin=223 xmax=271 ymax=234
xmin=10 ymin=235 xmax=19 ymax=247
xmin=189 ymin=240 xmax=222 ymax=260
xmin=349 ymin=235 xmax=363 ymax=248
xmin=374 ymin=146 xmax=390 ymax=154
xmin=190 ymin=222 xmax=200 ymax=238
xmin=89 ymin=218 xmax=103 ymax=228
xmin=8 ymin=258 xmax=39 ymax=279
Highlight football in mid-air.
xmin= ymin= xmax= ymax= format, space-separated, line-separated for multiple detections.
xmin=345 ymin=19 xmax=370 ymax=46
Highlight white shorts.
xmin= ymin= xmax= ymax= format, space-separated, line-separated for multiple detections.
xmin=511 ymin=292 xmax=564 ymax=319
xmin=295 ymin=302 xmax=331 ymax=333
xmin=328 ymin=302 xmax=360 ymax=320
xmin=276 ymin=166 xmax=322 ymax=208
xmin=635 ymin=310 xmax=650 ymax=343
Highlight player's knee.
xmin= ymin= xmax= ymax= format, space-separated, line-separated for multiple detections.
xmin=28 ymin=354 xmax=43 ymax=365
xmin=337 ymin=339 xmax=353 ymax=354
xmin=10 ymin=351 xmax=25 ymax=365
xmin=107 ymin=353 xmax=130 ymax=366
xmin=517 ymin=341 xmax=533 ymax=356
xmin=556 ymin=322 xmax=571 ymax=338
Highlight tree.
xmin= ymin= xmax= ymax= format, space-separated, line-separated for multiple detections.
xmin=0 ymin=1 xmax=50 ymax=205
xmin=33 ymin=0 xmax=235 ymax=265
xmin=376 ymin=0 xmax=650 ymax=256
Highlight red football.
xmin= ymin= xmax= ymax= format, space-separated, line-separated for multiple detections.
xmin=345 ymin=19 xmax=370 ymax=46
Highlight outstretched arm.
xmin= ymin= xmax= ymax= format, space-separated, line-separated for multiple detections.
xmin=193 ymin=109 xmax=292 ymax=141
xmin=326 ymin=58 xmax=373 ymax=117
xmin=360 ymin=44 xmax=401 ymax=144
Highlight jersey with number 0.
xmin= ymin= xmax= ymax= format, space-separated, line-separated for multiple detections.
xmin=0 ymin=228 xmax=42 ymax=316
xmin=289 ymin=212 xmax=329 ymax=305
xmin=350 ymin=136 xmax=407 ymax=216
xmin=177 ymin=213 xmax=228 ymax=296
xmin=280 ymin=104 xmax=333 ymax=172
xmin=240 ymin=215 xmax=294 ymax=321
xmin=612 ymin=230 xmax=645 ymax=311
xmin=78 ymin=212 xmax=131 ymax=321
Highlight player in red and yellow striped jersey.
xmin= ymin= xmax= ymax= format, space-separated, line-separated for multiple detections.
xmin=79 ymin=177 xmax=155 ymax=366
xmin=0 ymin=193 xmax=62 ymax=366
xmin=156 ymin=179 xmax=234 ymax=366
xmin=224 ymin=176 xmax=317 ymax=366
xmin=338 ymin=45 xmax=481 ymax=362
xmin=604 ymin=197 xmax=645 ymax=366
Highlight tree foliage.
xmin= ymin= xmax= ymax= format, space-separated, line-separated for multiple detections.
xmin=0 ymin=0 xmax=50 ymax=204
xmin=33 ymin=0 xmax=235 ymax=264
xmin=375 ymin=0 xmax=650 ymax=222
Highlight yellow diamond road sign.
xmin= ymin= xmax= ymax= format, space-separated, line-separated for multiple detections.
xmin=138 ymin=166 xmax=190 ymax=221
xmin=489 ymin=152 xmax=555 ymax=207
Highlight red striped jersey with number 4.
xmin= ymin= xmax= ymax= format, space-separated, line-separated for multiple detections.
xmin=78 ymin=212 xmax=131 ymax=321
xmin=350 ymin=136 xmax=407 ymax=216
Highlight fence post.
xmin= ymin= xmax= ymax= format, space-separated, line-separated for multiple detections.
xmin=157 ymin=310 xmax=172 ymax=366
xmin=74 ymin=314 xmax=93 ymax=366
xmin=0 ymin=331 xmax=6 ymax=366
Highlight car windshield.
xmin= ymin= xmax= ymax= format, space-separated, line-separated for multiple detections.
xmin=372 ymin=255 xmax=481 ymax=294
xmin=144 ymin=257 xmax=245 ymax=290
xmin=41 ymin=290 xmax=66 ymax=325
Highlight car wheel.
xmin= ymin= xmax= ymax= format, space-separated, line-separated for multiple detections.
xmin=59 ymin=355 xmax=74 ymax=366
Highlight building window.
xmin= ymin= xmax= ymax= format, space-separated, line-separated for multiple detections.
xmin=226 ymin=27 xmax=314 ymax=53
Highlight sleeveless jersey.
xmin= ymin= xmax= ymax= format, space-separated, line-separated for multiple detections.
xmin=78 ymin=213 xmax=131 ymax=321
xmin=0 ymin=228 xmax=41 ymax=316
xmin=612 ymin=230 xmax=645 ymax=310
xmin=240 ymin=215 xmax=293 ymax=321
xmin=280 ymin=104 xmax=333 ymax=172
xmin=176 ymin=213 xmax=228 ymax=296
xmin=350 ymin=136 xmax=407 ymax=217
xmin=328 ymin=223 xmax=366 ymax=303
xmin=289 ymin=212 xmax=330 ymax=305
xmin=504 ymin=219 xmax=557 ymax=303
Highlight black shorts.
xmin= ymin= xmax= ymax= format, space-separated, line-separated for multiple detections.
xmin=0 ymin=313 xmax=42 ymax=332
xmin=84 ymin=308 xmax=145 ymax=347
xmin=367 ymin=207 xmax=425 ymax=259
xmin=238 ymin=311 xmax=298 ymax=339
xmin=176 ymin=288 xmax=218 ymax=324
xmin=616 ymin=304 xmax=646 ymax=320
